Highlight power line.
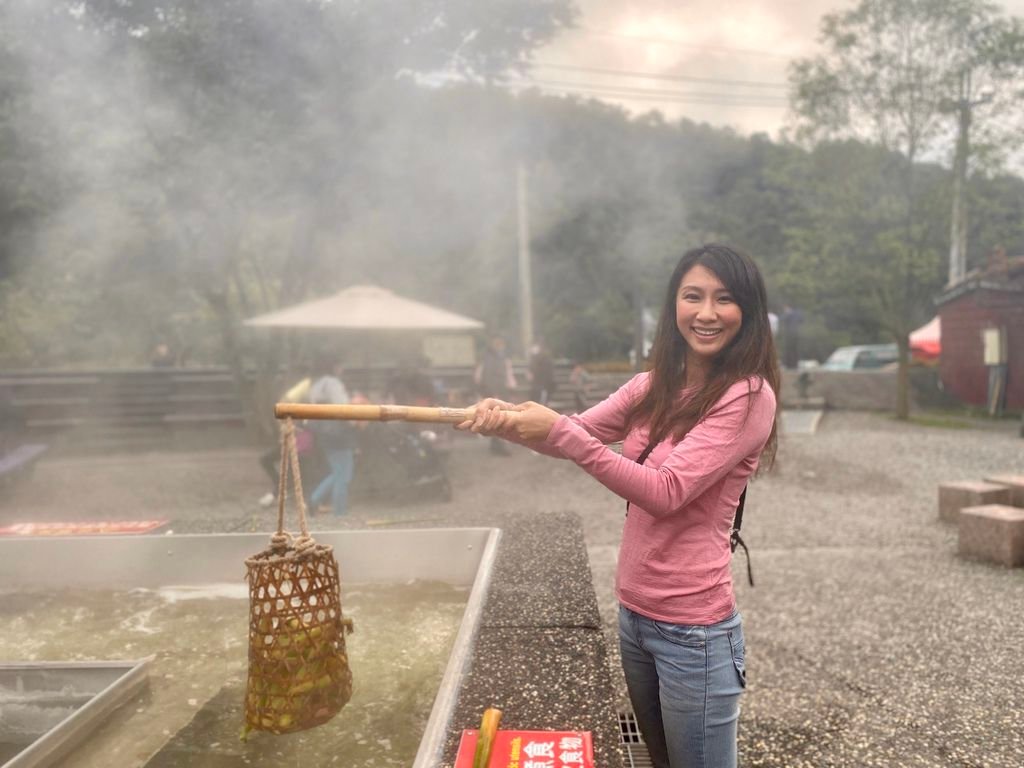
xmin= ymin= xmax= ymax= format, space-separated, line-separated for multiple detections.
xmin=423 ymin=73 xmax=792 ymax=109
xmin=508 ymin=76 xmax=789 ymax=106
xmin=567 ymin=26 xmax=795 ymax=60
xmin=506 ymin=83 xmax=790 ymax=109
xmin=530 ymin=61 xmax=790 ymax=90
xmin=520 ymin=88 xmax=789 ymax=108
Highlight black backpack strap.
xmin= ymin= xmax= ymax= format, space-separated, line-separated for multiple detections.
xmin=637 ymin=441 xmax=657 ymax=467
xmin=731 ymin=486 xmax=746 ymax=540
xmin=730 ymin=487 xmax=754 ymax=587
xmin=625 ymin=441 xmax=657 ymax=514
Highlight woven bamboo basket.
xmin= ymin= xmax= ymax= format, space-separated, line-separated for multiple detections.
xmin=242 ymin=419 xmax=354 ymax=738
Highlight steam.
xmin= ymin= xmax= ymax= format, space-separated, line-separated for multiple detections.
xmin=3 ymin=0 xmax=776 ymax=365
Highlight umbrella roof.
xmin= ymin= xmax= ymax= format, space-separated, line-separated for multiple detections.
xmin=244 ymin=285 xmax=484 ymax=331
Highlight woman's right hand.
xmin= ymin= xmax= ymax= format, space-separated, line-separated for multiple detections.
xmin=454 ymin=398 xmax=517 ymax=436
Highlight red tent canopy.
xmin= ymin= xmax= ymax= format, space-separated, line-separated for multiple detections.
xmin=910 ymin=316 xmax=941 ymax=363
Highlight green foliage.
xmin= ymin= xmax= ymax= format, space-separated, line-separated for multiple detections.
xmin=966 ymin=173 xmax=1024 ymax=263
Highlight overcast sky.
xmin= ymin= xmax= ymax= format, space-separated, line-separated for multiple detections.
xmin=530 ymin=0 xmax=1024 ymax=138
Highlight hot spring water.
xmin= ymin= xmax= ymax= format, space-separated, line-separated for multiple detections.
xmin=0 ymin=581 xmax=467 ymax=767
xmin=0 ymin=528 xmax=501 ymax=768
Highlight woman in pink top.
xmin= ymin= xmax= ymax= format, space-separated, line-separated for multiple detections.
xmin=460 ymin=244 xmax=779 ymax=768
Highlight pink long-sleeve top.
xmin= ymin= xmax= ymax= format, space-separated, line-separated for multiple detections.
xmin=537 ymin=372 xmax=776 ymax=625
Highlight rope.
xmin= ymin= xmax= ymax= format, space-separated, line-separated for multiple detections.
xmin=287 ymin=420 xmax=309 ymax=538
xmin=268 ymin=531 xmax=292 ymax=553
xmin=269 ymin=417 xmax=313 ymax=553
xmin=275 ymin=420 xmax=290 ymax=536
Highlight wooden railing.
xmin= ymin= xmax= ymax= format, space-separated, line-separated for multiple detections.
xmin=0 ymin=365 xmax=633 ymax=445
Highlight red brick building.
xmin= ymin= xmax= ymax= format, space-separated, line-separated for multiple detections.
xmin=935 ymin=253 xmax=1024 ymax=409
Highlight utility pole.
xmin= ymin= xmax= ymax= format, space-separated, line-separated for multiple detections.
xmin=945 ymin=70 xmax=993 ymax=286
xmin=516 ymin=161 xmax=534 ymax=356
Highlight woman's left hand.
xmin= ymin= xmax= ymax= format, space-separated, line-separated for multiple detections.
xmin=508 ymin=401 xmax=560 ymax=442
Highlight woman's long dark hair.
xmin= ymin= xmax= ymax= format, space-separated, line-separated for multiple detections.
xmin=625 ymin=243 xmax=780 ymax=469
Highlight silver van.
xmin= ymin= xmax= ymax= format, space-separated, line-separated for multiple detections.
xmin=821 ymin=343 xmax=899 ymax=371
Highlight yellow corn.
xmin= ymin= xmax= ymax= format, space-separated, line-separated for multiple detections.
xmin=472 ymin=708 xmax=502 ymax=768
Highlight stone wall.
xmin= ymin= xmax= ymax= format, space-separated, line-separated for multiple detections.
xmin=781 ymin=369 xmax=927 ymax=411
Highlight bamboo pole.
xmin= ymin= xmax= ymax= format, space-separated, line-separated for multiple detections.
xmin=275 ymin=402 xmax=487 ymax=424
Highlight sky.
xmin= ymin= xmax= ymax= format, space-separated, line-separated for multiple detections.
xmin=529 ymin=0 xmax=1024 ymax=138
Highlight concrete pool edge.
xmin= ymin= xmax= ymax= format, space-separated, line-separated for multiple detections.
xmin=413 ymin=527 xmax=501 ymax=768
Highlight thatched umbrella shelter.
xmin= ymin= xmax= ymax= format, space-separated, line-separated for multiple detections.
xmin=244 ymin=285 xmax=484 ymax=397
xmin=244 ymin=285 xmax=484 ymax=334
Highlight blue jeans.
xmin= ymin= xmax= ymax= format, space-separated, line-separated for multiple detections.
xmin=619 ymin=605 xmax=746 ymax=768
xmin=310 ymin=448 xmax=353 ymax=516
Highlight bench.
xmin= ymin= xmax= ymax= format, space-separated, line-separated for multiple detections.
xmin=0 ymin=443 xmax=48 ymax=486
xmin=982 ymin=474 xmax=1024 ymax=507
xmin=958 ymin=505 xmax=1024 ymax=567
xmin=938 ymin=481 xmax=1011 ymax=523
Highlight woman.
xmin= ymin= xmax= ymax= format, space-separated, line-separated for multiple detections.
xmin=459 ymin=244 xmax=779 ymax=768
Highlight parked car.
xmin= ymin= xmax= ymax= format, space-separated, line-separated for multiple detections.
xmin=821 ymin=343 xmax=899 ymax=371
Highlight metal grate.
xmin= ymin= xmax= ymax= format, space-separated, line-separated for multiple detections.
xmin=618 ymin=711 xmax=654 ymax=768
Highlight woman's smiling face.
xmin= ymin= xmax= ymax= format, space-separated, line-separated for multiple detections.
xmin=675 ymin=264 xmax=743 ymax=362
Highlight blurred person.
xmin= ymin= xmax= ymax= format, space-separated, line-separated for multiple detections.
xmin=147 ymin=342 xmax=177 ymax=425
xmin=459 ymin=244 xmax=780 ymax=768
xmin=258 ymin=366 xmax=315 ymax=508
xmin=387 ymin=355 xmax=435 ymax=406
xmin=307 ymin=356 xmax=357 ymax=516
xmin=0 ymin=391 xmax=25 ymax=456
xmin=385 ymin=354 xmax=456 ymax=454
xmin=780 ymin=305 xmax=803 ymax=370
xmin=568 ymin=361 xmax=593 ymax=413
xmin=527 ymin=338 xmax=557 ymax=406
xmin=473 ymin=334 xmax=516 ymax=455
xmin=150 ymin=342 xmax=175 ymax=368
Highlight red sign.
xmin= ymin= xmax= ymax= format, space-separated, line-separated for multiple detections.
xmin=0 ymin=520 xmax=170 ymax=536
xmin=455 ymin=730 xmax=594 ymax=768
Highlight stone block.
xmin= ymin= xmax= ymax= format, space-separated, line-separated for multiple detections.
xmin=958 ymin=505 xmax=1024 ymax=567
xmin=982 ymin=474 xmax=1024 ymax=507
xmin=938 ymin=481 xmax=1010 ymax=523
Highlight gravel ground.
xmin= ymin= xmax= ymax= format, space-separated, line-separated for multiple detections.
xmin=3 ymin=411 xmax=1023 ymax=767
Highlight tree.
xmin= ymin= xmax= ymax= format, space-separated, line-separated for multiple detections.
xmin=789 ymin=0 xmax=1024 ymax=419
xmin=778 ymin=142 xmax=950 ymax=356
xmin=689 ymin=136 xmax=954 ymax=362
